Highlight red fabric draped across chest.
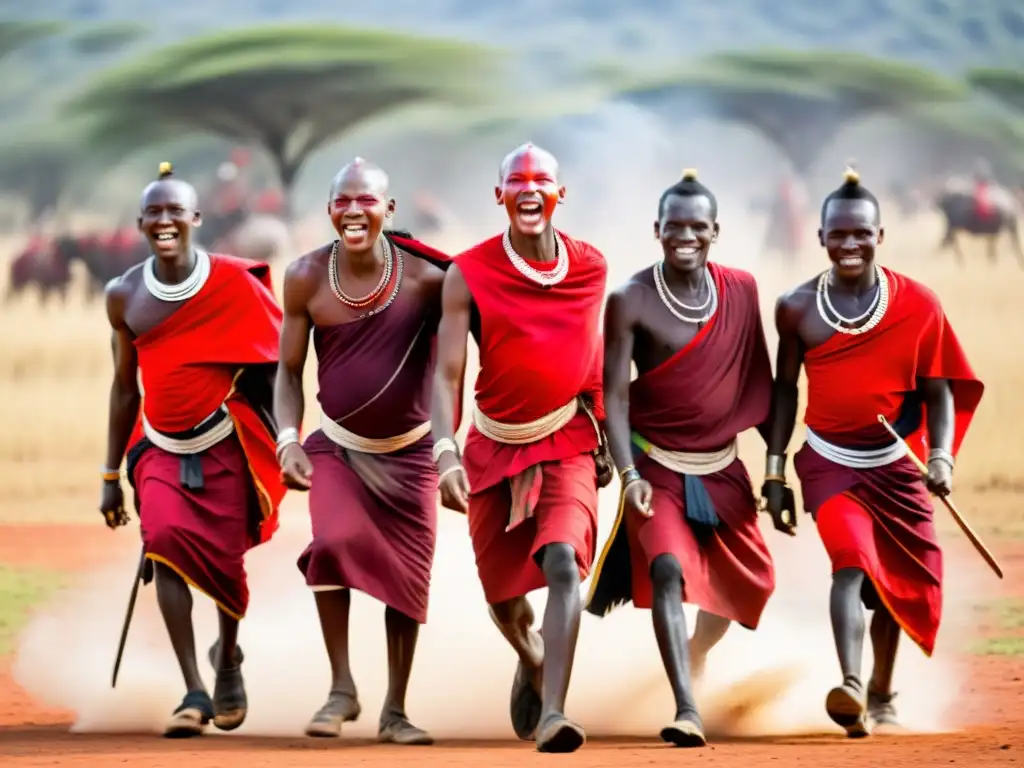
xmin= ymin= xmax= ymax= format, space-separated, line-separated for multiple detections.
xmin=127 ymin=254 xmax=284 ymax=543
xmin=804 ymin=267 xmax=983 ymax=460
xmin=456 ymin=232 xmax=607 ymax=492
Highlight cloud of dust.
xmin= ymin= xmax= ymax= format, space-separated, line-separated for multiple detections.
xmin=13 ymin=487 xmax=979 ymax=740
xmin=11 ymin=95 xmax=985 ymax=742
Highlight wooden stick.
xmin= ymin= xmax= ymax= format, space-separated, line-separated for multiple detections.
xmin=111 ymin=546 xmax=148 ymax=688
xmin=877 ymin=415 xmax=1003 ymax=579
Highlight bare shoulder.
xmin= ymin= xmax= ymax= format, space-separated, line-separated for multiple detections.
xmin=775 ymin=275 xmax=818 ymax=331
xmin=441 ymin=261 xmax=472 ymax=304
xmin=284 ymin=244 xmax=329 ymax=285
xmin=606 ymin=271 xmax=648 ymax=326
xmin=282 ymin=244 xmax=330 ymax=306
xmin=104 ymin=263 xmax=143 ymax=326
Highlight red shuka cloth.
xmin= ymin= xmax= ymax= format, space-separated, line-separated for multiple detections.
xmin=587 ymin=265 xmax=775 ymax=626
xmin=127 ymin=255 xmax=285 ymax=617
xmin=298 ymin=244 xmax=448 ymax=624
xmin=795 ymin=267 xmax=984 ymax=655
xmin=456 ymin=232 xmax=607 ymax=604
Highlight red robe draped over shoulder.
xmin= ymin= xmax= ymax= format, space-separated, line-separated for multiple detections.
xmin=125 ymin=255 xmax=285 ymax=614
xmin=795 ymin=267 xmax=983 ymax=655
xmin=587 ymin=265 xmax=775 ymax=626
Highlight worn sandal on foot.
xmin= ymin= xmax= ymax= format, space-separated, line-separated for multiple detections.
xmin=826 ymin=677 xmax=868 ymax=738
xmin=660 ymin=717 xmax=707 ymax=747
xmin=536 ymin=714 xmax=586 ymax=753
xmin=164 ymin=690 xmax=214 ymax=738
xmin=207 ymin=642 xmax=247 ymax=731
xmin=305 ymin=692 xmax=361 ymax=738
xmin=378 ymin=718 xmax=434 ymax=745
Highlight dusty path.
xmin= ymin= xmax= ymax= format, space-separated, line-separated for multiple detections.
xmin=0 ymin=523 xmax=1020 ymax=767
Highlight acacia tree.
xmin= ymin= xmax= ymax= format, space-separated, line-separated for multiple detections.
xmin=0 ymin=20 xmax=64 ymax=60
xmin=0 ymin=127 xmax=90 ymax=224
xmin=65 ymin=25 xmax=497 ymax=214
xmin=968 ymin=68 xmax=1024 ymax=115
xmin=610 ymin=50 xmax=966 ymax=177
xmin=905 ymin=104 xmax=1024 ymax=176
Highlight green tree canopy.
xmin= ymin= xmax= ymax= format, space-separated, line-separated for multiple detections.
xmin=906 ymin=103 xmax=1024 ymax=177
xmin=67 ymin=22 xmax=147 ymax=56
xmin=608 ymin=49 xmax=966 ymax=175
xmin=65 ymin=24 xmax=499 ymax=212
xmin=0 ymin=20 xmax=64 ymax=60
xmin=968 ymin=68 xmax=1024 ymax=115
xmin=0 ymin=124 xmax=91 ymax=222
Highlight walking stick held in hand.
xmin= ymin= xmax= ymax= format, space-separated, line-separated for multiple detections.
xmin=112 ymin=545 xmax=148 ymax=688
xmin=877 ymin=415 xmax=1003 ymax=580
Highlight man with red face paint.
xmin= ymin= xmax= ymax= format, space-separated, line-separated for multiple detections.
xmin=275 ymin=158 xmax=453 ymax=745
xmin=431 ymin=143 xmax=612 ymax=753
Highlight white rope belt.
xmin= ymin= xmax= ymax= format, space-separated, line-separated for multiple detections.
xmin=645 ymin=438 xmax=738 ymax=476
xmin=805 ymin=427 xmax=906 ymax=469
xmin=472 ymin=398 xmax=579 ymax=445
xmin=142 ymin=405 xmax=234 ymax=455
xmin=320 ymin=409 xmax=431 ymax=454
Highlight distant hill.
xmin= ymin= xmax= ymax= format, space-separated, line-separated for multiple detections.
xmin=9 ymin=0 xmax=1024 ymax=73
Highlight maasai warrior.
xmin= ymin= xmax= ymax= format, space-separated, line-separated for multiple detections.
xmin=431 ymin=143 xmax=612 ymax=754
xmin=586 ymin=170 xmax=776 ymax=747
xmin=763 ymin=169 xmax=984 ymax=737
xmin=99 ymin=162 xmax=285 ymax=737
xmin=275 ymin=158 xmax=451 ymax=746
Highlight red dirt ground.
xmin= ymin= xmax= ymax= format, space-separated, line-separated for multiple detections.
xmin=0 ymin=524 xmax=1020 ymax=767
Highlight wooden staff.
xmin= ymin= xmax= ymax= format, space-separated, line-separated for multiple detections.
xmin=111 ymin=545 xmax=148 ymax=688
xmin=877 ymin=415 xmax=1003 ymax=579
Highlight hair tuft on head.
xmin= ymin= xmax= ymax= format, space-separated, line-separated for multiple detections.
xmin=158 ymin=161 xmax=174 ymax=179
xmin=843 ymin=166 xmax=860 ymax=185
xmin=658 ymin=170 xmax=717 ymax=219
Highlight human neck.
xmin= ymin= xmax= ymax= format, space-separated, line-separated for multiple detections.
xmin=153 ymin=248 xmax=197 ymax=284
xmin=341 ymin=236 xmax=385 ymax=275
xmin=830 ymin=263 xmax=878 ymax=295
xmin=662 ymin=260 xmax=707 ymax=292
xmin=508 ymin=225 xmax=557 ymax=263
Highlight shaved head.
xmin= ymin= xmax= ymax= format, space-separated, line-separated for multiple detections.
xmin=327 ymin=156 xmax=395 ymax=253
xmin=499 ymin=143 xmax=559 ymax=184
xmin=496 ymin=143 xmax=564 ymax=237
xmin=140 ymin=178 xmax=198 ymax=211
xmin=330 ymin=156 xmax=389 ymax=198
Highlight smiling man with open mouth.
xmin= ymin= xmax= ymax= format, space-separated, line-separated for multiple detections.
xmin=431 ymin=142 xmax=612 ymax=754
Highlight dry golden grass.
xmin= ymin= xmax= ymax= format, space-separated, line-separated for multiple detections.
xmin=0 ymin=210 xmax=1021 ymax=541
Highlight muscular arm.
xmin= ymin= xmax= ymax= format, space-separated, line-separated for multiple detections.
xmin=431 ymin=264 xmax=470 ymax=444
xmin=273 ymin=260 xmax=316 ymax=433
xmin=103 ymin=282 xmax=141 ymax=469
xmin=602 ymin=286 xmax=637 ymax=473
xmin=765 ymin=294 xmax=806 ymax=461
xmin=919 ymin=377 xmax=954 ymax=454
